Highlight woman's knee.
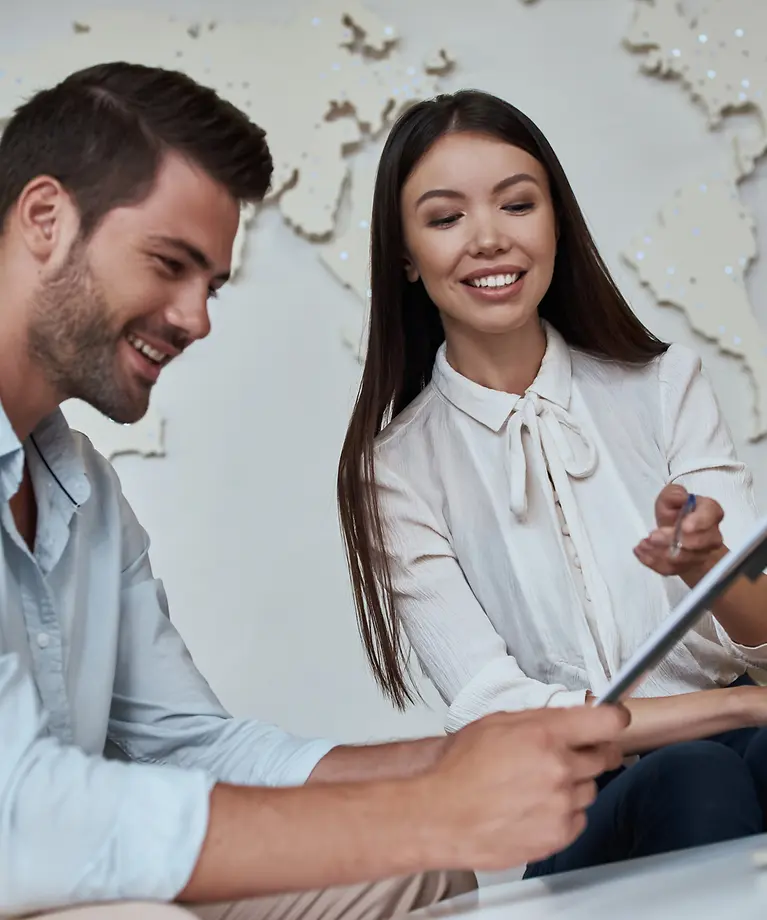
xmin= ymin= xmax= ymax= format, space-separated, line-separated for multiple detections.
xmin=639 ymin=739 xmax=761 ymax=823
xmin=742 ymin=727 xmax=767 ymax=806
xmin=743 ymin=726 xmax=767 ymax=769
xmin=645 ymin=739 xmax=747 ymax=786
xmin=620 ymin=740 xmax=763 ymax=852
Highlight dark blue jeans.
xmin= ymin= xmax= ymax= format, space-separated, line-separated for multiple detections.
xmin=524 ymin=675 xmax=767 ymax=878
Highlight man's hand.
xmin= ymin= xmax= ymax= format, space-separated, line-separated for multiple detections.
xmin=179 ymin=704 xmax=629 ymax=902
xmin=422 ymin=704 xmax=629 ymax=870
xmin=634 ymin=484 xmax=726 ymax=580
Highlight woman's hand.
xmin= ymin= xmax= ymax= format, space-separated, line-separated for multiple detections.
xmin=633 ymin=484 xmax=727 ymax=581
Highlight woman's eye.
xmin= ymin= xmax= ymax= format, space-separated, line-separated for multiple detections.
xmin=428 ymin=213 xmax=462 ymax=228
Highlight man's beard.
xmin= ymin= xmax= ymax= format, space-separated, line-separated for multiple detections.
xmin=27 ymin=240 xmax=150 ymax=424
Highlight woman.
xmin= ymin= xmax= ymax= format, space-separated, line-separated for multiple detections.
xmin=337 ymin=89 xmax=767 ymax=876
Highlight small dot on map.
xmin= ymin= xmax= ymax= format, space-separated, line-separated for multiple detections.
xmin=698 ymin=34 xmax=708 ymax=43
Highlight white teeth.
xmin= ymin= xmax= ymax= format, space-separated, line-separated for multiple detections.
xmin=126 ymin=333 xmax=167 ymax=365
xmin=469 ymin=272 xmax=520 ymax=289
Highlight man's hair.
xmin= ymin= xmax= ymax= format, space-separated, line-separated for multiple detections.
xmin=0 ymin=61 xmax=274 ymax=236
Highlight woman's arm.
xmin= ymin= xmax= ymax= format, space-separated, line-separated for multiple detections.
xmin=634 ymin=346 xmax=767 ymax=656
xmin=634 ymin=485 xmax=767 ymax=648
xmin=375 ymin=458 xmax=586 ymax=731
xmin=587 ymin=684 xmax=767 ymax=754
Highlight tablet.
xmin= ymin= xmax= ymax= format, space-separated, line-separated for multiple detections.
xmin=596 ymin=516 xmax=767 ymax=705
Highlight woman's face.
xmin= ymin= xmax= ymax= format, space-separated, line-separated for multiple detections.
xmin=400 ymin=131 xmax=558 ymax=343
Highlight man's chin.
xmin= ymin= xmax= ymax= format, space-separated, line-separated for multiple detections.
xmin=88 ymin=392 xmax=151 ymax=426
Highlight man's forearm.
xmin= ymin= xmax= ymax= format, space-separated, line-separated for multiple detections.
xmin=307 ymin=736 xmax=448 ymax=783
xmin=177 ymin=777 xmax=444 ymax=903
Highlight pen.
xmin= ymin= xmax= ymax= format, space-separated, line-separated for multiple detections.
xmin=670 ymin=493 xmax=696 ymax=558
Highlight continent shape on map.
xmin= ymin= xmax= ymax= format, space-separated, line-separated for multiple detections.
xmin=623 ymin=0 xmax=767 ymax=439
xmin=0 ymin=2 xmax=454 ymax=454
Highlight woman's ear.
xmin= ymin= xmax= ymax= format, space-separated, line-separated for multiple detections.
xmin=403 ymin=253 xmax=420 ymax=283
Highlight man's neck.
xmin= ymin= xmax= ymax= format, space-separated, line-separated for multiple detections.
xmin=0 ymin=324 xmax=59 ymax=444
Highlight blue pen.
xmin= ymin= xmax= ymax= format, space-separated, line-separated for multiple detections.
xmin=670 ymin=493 xmax=696 ymax=558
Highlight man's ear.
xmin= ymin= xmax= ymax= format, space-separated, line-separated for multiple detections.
xmin=14 ymin=176 xmax=78 ymax=261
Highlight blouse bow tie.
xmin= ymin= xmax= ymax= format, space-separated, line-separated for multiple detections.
xmin=506 ymin=391 xmax=598 ymax=519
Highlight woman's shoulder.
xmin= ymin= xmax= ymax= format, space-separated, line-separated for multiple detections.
xmin=571 ymin=340 xmax=702 ymax=393
xmin=375 ymin=383 xmax=441 ymax=455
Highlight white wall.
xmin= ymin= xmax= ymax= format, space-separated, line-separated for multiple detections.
xmin=3 ymin=0 xmax=767 ymax=745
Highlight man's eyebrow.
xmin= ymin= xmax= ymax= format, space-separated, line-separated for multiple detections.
xmin=149 ymin=234 xmax=230 ymax=283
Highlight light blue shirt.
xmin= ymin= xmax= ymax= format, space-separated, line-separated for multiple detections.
xmin=0 ymin=402 xmax=334 ymax=916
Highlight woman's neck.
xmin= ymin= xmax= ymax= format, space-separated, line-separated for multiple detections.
xmin=443 ymin=315 xmax=547 ymax=395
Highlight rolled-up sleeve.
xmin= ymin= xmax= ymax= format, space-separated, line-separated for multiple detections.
xmin=0 ymin=650 xmax=214 ymax=916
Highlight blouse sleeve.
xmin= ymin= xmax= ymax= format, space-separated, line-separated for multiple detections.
xmin=658 ymin=343 xmax=767 ymax=667
xmin=375 ymin=450 xmax=586 ymax=732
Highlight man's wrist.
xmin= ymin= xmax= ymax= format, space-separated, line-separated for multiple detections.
xmin=308 ymin=735 xmax=450 ymax=784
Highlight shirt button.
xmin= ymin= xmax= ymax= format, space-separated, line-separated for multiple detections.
xmin=36 ymin=632 xmax=50 ymax=649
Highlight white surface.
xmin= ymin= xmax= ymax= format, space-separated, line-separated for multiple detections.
xmin=415 ymin=833 xmax=767 ymax=919
xmin=2 ymin=0 xmax=767 ymax=746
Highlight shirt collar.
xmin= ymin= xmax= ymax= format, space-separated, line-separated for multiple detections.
xmin=431 ymin=320 xmax=573 ymax=432
xmin=0 ymin=396 xmax=89 ymax=505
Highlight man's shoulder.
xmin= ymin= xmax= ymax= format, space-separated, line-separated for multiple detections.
xmin=68 ymin=428 xmax=122 ymax=490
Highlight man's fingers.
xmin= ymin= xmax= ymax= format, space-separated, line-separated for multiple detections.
xmin=571 ymin=778 xmax=599 ymax=812
xmin=566 ymin=743 xmax=622 ymax=782
xmin=551 ymin=703 xmax=631 ymax=747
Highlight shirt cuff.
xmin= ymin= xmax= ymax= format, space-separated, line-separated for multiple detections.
xmin=714 ymin=618 xmax=767 ymax=669
xmin=282 ymin=738 xmax=337 ymax=785
xmin=547 ymin=688 xmax=590 ymax=708
xmin=445 ymin=679 xmax=588 ymax=732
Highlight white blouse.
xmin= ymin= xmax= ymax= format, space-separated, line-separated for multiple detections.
xmin=374 ymin=321 xmax=767 ymax=732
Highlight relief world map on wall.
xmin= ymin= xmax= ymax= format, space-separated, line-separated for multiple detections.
xmin=1 ymin=0 xmax=766 ymax=457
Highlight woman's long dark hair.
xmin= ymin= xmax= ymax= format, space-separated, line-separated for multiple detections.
xmin=338 ymin=90 xmax=668 ymax=708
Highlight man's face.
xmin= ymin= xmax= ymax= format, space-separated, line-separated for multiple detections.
xmin=27 ymin=153 xmax=238 ymax=423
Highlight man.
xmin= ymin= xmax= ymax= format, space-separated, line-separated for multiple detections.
xmin=0 ymin=62 xmax=628 ymax=920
